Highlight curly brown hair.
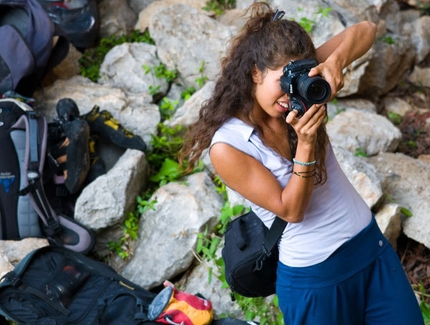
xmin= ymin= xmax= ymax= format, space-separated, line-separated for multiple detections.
xmin=179 ymin=2 xmax=328 ymax=184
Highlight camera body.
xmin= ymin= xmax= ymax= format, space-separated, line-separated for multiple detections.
xmin=47 ymin=263 xmax=90 ymax=307
xmin=280 ymin=58 xmax=331 ymax=116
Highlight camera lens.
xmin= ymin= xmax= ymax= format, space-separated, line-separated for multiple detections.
xmin=297 ymin=75 xmax=331 ymax=104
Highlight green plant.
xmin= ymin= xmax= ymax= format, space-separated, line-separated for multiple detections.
xmin=153 ymin=63 xmax=177 ymax=82
xmin=145 ymin=57 xmax=214 ymax=183
xmin=407 ymin=140 xmax=418 ymax=149
xmin=108 ymin=211 xmax=142 ymax=259
xmin=400 ymin=206 xmax=413 ymax=217
xmin=377 ymin=35 xmax=396 ymax=45
xmin=232 ymin=295 xmax=284 ymax=325
xmin=413 ymin=283 xmax=430 ymax=324
xmin=421 ymin=300 xmax=430 ymax=325
xmin=299 ymin=17 xmax=316 ymax=33
xmin=184 ymin=174 xmax=237 ymax=286
xmin=149 ymin=84 xmax=161 ymax=96
xmin=142 ymin=63 xmax=178 ymax=96
xmin=181 ymin=86 xmax=197 ymax=100
xmin=79 ymin=29 xmax=155 ymax=82
xmin=217 ymin=202 xmax=246 ymax=235
xmin=159 ymin=97 xmax=180 ymax=120
xmin=295 ymin=6 xmax=332 ymax=33
xmin=136 ymin=194 xmax=158 ymax=215
xmin=195 ymin=226 xmax=224 ymax=285
xmin=202 ymin=0 xmax=235 ymax=17
xmin=387 ymin=111 xmax=402 ymax=125
xmin=384 ymin=194 xmax=413 ymax=218
xmin=145 ymin=123 xmax=205 ymax=190
xmin=195 ymin=60 xmax=209 ymax=88
xmin=354 ymin=147 xmax=368 ymax=157
xmin=316 ymin=6 xmax=332 ymax=17
xmin=145 ymin=60 xmax=208 ymax=125
xmin=149 ymin=157 xmax=183 ymax=186
xmin=147 ymin=123 xmax=185 ymax=175
xmin=108 ymin=123 xmax=187 ymax=259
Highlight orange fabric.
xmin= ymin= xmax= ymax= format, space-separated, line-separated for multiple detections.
xmin=157 ymin=287 xmax=213 ymax=325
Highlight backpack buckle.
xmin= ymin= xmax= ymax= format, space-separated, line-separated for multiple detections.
xmin=45 ymin=218 xmax=62 ymax=236
xmin=27 ymin=170 xmax=40 ymax=181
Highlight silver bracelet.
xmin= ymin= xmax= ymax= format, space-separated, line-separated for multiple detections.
xmin=293 ymin=158 xmax=316 ymax=166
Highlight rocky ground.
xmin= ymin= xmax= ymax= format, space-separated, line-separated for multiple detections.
xmin=398 ymin=232 xmax=430 ymax=304
xmin=396 ymin=115 xmax=430 ymax=308
xmin=380 ymin=75 xmax=430 ymax=308
xmin=387 ymin=81 xmax=430 ymax=158
xmin=384 ymin=26 xmax=430 ymax=303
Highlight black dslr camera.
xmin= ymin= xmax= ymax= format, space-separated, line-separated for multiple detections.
xmin=280 ymin=58 xmax=331 ymax=117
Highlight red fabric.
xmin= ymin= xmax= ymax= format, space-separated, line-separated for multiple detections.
xmin=156 ymin=287 xmax=213 ymax=325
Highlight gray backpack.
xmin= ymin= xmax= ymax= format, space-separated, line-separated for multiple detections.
xmin=0 ymin=98 xmax=94 ymax=253
xmin=0 ymin=0 xmax=69 ymax=97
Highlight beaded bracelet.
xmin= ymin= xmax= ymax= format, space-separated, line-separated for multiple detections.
xmin=293 ymin=158 xmax=316 ymax=166
xmin=292 ymin=170 xmax=316 ymax=178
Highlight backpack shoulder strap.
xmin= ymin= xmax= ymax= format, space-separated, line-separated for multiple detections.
xmin=0 ymin=247 xmax=42 ymax=287
xmin=45 ymin=25 xmax=70 ymax=73
xmin=0 ymin=246 xmax=71 ymax=315
xmin=10 ymin=110 xmax=62 ymax=238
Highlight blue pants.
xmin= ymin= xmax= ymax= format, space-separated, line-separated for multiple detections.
xmin=276 ymin=217 xmax=424 ymax=325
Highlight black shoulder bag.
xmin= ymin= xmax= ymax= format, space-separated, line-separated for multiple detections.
xmin=222 ymin=210 xmax=288 ymax=298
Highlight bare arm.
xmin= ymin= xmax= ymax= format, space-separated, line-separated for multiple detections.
xmin=311 ymin=21 xmax=377 ymax=99
xmin=316 ymin=21 xmax=377 ymax=65
xmin=210 ymin=143 xmax=313 ymax=223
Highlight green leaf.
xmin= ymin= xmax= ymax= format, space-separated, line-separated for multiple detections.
xmin=209 ymin=237 xmax=221 ymax=256
xmin=149 ymin=158 xmax=181 ymax=182
xmin=400 ymin=207 xmax=413 ymax=217
xmin=196 ymin=236 xmax=203 ymax=254
xmin=355 ymin=147 xmax=368 ymax=157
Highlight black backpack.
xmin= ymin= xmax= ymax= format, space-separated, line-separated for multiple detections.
xmin=0 ymin=246 xmax=160 ymax=325
xmin=0 ymin=98 xmax=95 ymax=253
xmin=0 ymin=246 xmax=257 ymax=325
xmin=0 ymin=0 xmax=69 ymax=97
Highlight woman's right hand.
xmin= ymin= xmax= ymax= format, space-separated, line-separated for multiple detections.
xmin=285 ymin=103 xmax=326 ymax=146
xmin=314 ymin=21 xmax=377 ymax=100
xmin=309 ymin=60 xmax=344 ymax=101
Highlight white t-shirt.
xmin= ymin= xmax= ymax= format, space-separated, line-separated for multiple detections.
xmin=210 ymin=117 xmax=372 ymax=267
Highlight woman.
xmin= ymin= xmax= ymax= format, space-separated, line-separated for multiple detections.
xmin=179 ymin=3 xmax=424 ymax=324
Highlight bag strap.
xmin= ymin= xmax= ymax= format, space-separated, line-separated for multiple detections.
xmin=17 ymin=282 xmax=71 ymax=315
xmin=254 ymin=216 xmax=287 ymax=272
xmin=264 ymin=216 xmax=287 ymax=253
xmin=45 ymin=25 xmax=70 ymax=76
xmin=26 ymin=112 xmax=56 ymax=224
xmin=98 ymin=292 xmax=150 ymax=323
xmin=10 ymin=111 xmax=62 ymax=239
